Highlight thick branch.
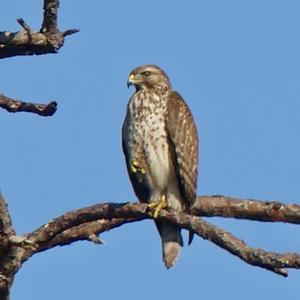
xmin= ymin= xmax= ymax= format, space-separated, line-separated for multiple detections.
xmin=0 ymin=0 xmax=79 ymax=59
xmin=32 ymin=201 xmax=300 ymax=276
xmin=0 ymin=203 xmax=147 ymax=293
xmin=194 ymin=195 xmax=300 ymax=223
xmin=0 ymin=94 xmax=57 ymax=116
xmin=0 ymin=193 xmax=15 ymax=252
xmin=0 ymin=193 xmax=15 ymax=238
xmin=0 ymin=194 xmax=15 ymax=300
xmin=41 ymin=0 xmax=59 ymax=34
xmin=1 ymin=195 xmax=300 ymax=298
xmin=5 ymin=198 xmax=300 ymax=277
xmin=29 ymin=203 xmax=148 ymax=248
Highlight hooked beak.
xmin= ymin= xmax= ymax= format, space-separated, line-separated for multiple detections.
xmin=127 ymin=74 xmax=135 ymax=88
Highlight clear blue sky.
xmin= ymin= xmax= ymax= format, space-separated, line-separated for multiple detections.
xmin=1 ymin=1 xmax=300 ymax=299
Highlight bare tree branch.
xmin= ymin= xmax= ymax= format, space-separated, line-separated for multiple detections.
xmin=30 ymin=200 xmax=300 ymax=277
xmin=0 ymin=193 xmax=15 ymax=256
xmin=194 ymin=195 xmax=300 ymax=223
xmin=0 ymin=194 xmax=16 ymax=300
xmin=0 ymin=193 xmax=15 ymax=239
xmin=0 ymin=0 xmax=79 ymax=59
xmin=0 ymin=0 xmax=79 ymax=118
xmin=41 ymin=0 xmax=59 ymax=34
xmin=162 ymin=210 xmax=300 ymax=277
xmin=1 ymin=195 xmax=300 ymax=298
xmin=0 ymin=94 xmax=57 ymax=116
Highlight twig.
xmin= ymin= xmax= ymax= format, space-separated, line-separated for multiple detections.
xmin=16 ymin=18 xmax=32 ymax=34
xmin=62 ymin=29 xmax=80 ymax=37
xmin=0 ymin=94 xmax=57 ymax=116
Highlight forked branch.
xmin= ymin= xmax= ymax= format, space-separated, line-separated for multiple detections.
xmin=0 ymin=194 xmax=300 ymax=299
xmin=0 ymin=0 xmax=79 ymax=59
xmin=0 ymin=0 xmax=79 ymax=117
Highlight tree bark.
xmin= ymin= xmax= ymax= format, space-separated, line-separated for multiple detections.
xmin=0 ymin=94 xmax=57 ymax=116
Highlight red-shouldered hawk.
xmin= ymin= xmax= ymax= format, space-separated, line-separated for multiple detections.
xmin=122 ymin=65 xmax=199 ymax=268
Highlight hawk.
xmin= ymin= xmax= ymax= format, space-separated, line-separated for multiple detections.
xmin=122 ymin=65 xmax=199 ymax=268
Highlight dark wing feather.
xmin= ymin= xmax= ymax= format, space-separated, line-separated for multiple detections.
xmin=122 ymin=108 xmax=150 ymax=202
xmin=166 ymin=91 xmax=199 ymax=211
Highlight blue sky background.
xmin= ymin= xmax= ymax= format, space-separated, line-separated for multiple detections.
xmin=1 ymin=0 xmax=300 ymax=299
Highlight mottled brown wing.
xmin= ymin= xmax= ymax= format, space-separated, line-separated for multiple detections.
xmin=166 ymin=91 xmax=199 ymax=211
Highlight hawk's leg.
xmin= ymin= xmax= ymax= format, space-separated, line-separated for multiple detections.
xmin=131 ymin=160 xmax=145 ymax=174
xmin=149 ymin=194 xmax=167 ymax=218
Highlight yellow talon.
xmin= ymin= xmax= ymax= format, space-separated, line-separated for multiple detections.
xmin=131 ymin=160 xmax=145 ymax=174
xmin=131 ymin=160 xmax=139 ymax=172
xmin=149 ymin=195 xmax=167 ymax=218
xmin=131 ymin=164 xmax=137 ymax=173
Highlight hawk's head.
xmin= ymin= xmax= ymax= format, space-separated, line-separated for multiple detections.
xmin=127 ymin=65 xmax=171 ymax=91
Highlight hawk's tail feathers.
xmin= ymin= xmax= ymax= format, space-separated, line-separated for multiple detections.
xmin=155 ymin=220 xmax=183 ymax=269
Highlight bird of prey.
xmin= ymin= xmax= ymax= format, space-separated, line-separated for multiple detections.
xmin=122 ymin=64 xmax=199 ymax=268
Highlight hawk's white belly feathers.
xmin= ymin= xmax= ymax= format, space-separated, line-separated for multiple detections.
xmin=128 ymin=92 xmax=170 ymax=189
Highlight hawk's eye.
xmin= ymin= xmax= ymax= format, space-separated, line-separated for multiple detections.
xmin=142 ymin=71 xmax=150 ymax=77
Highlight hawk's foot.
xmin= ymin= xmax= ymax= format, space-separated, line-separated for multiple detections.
xmin=148 ymin=194 xmax=167 ymax=218
xmin=131 ymin=160 xmax=145 ymax=174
